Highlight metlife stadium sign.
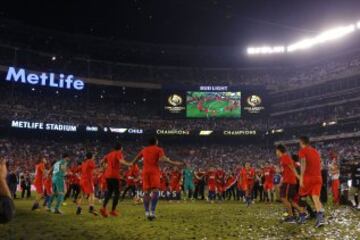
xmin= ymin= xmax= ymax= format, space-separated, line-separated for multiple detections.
xmin=5 ymin=67 xmax=85 ymax=90
xmin=11 ymin=120 xmax=77 ymax=132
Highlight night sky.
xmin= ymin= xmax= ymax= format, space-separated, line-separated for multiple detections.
xmin=1 ymin=0 xmax=360 ymax=46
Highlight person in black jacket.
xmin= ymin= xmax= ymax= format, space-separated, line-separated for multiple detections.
xmin=6 ymin=164 xmax=18 ymax=199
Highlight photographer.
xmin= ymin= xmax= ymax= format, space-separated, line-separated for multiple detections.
xmin=0 ymin=157 xmax=15 ymax=224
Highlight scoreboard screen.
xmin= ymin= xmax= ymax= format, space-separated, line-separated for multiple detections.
xmin=186 ymin=91 xmax=241 ymax=118
xmin=162 ymin=85 xmax=267 ymax=119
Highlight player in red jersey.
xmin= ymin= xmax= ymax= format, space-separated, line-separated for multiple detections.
xmin=276 ymin=145 xmax=305 ymax=224
xmin=43 ymin=170 xmax=52 ymax=207
xmin=169 ymin=166 xmax=182 ymax=201
xmin=225 ymin=171 xmax=236 ymax=200
xmin=207 ymin=167 xmax=217 ymax=203
xmin=216 ymin=167 xmax=226 ymax=201
xmin=99 ymin=143 xmax=133 ymax=218
xmin=132 ymin=137 xmax=183 ymax=220
xmin=64 ymin=163 xmax=81 ymax=203
xmin=263 ymin=161 xmax=275 ymax=203
xmin=240 ymin=162 xmax=255 ymax=206
xmin=298 ymin=136 xmax=325 ymax=227
xmin=76 ymin=152 xmax=98 ymax=216
xmin=32 ymin=157 xmax=47 ymax=210
xmin=329 ymin=163 xmax=340 ymax=205
xmin=121 ymin=164 xmax=139 ymax=200
xmin=159 ymin=168 xmax=168 ymax=193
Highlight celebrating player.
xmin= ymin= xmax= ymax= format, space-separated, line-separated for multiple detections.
xmin=132 ymin=137 xmax=183 ymax=220
xmin=100 ymin=143 xmax=133 ymax=218
xmin=298 ymin=136 xmax=325 ymax=227
xmin=276 ymin=145 xmax=305 ymax=223
xmin=263 ymin=161 xmax=275 ymax=203
xmin=76 ymin=152 xmax=98 ymax=216
xmin=31 ymin=157 xmax=47 ymax=211
xmin=329 ymin=162 xmax=340 ymax=205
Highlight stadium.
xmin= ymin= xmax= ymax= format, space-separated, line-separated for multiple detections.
xmin=0 ymin=1 xmax=360 ymax=239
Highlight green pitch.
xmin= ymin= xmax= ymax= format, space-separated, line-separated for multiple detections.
xmin=1 ymin=198 xmax=359 ymax=240
xmin=187 ymin=100 xmax=241 ymax=118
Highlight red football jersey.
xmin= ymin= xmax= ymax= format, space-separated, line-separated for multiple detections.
xmin=81 ymin=159 xmax=96 ymax=181
xmin=170 ymin=171 xmax=182 ymax=185
xmin=34 ymin=162 xmax=45 ymax=182
xmin=207 ymin=170 xmax=216 ymax=185
xmin=298 ymin=146 xmax=321 ymax=177
xmin=138 ymin=145 xmax=165 ymax=173
xmin=263 ymin=166 xmax=275 ymax=183
xmin=104 ymin=150 xmax=123 ymax=179
xmin=280 ymin=154 xmax=297 ymax=184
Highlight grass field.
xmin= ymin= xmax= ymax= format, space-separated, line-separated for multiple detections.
xmin=187 ymin=101 xmax=241 ymax=118
xmin=0 ymin=198 xmax=359 ymax=240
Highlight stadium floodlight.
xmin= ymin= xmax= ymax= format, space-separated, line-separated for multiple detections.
xmin=247 ymin=46 xmax=285 ymax=55
xmin=287 ymin=24 xmax=356 ymax=52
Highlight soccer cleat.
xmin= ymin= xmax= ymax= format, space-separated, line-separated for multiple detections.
xmin=315 ymin=213 xmax=325 ymax=228
xmin=31 ymin=203 xmax=40 ymax=211
xmin=283 ymin=216 xmax=297 ymax=224
xmin=89 ymin=208 xmax=98 ymax=216
xmin=148 ymin=212 xmax=156 ymax=221
xmin=109 ymin=210 xmax=119 ymax=217
xmin=54 ymin=209 xmax=64 ymax=215
xmin=298 ymin=213 xmax=307 ymax=224
xmin=76 ymin=207 xmax=82 ymax=215
xmin=100 ymin=208 xmax=109 ymax=218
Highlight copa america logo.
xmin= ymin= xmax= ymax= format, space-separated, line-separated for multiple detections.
xmin=247 ymin=95 xmax=262 ymax=107
xmin=168 ymin=94 xmax=183 ymax=106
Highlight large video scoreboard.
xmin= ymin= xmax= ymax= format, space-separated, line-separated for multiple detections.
xmin=162 ymin=85 xmax=268 ymax=119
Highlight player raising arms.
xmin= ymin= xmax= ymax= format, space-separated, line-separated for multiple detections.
xmin=132 ymin=137 xmax=183 ymax=221
xmin=100 ymin=143 xmax=133 ymax=218
xmin=298 ymin=136 xmax=325 ymax=228
xmin=76 ymin=152 xmax=98 ymax=216
xmin=31 ymin=157 xmax=47 ymax=211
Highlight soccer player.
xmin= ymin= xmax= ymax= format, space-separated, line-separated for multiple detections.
xmin=100 ymin=143 xmax=133 ymax=218
xmin=207 ymin=167 xmax=217 ymax=203
xmin=47 ymin=154 xmax=70 ymax=214
xmin=123 ymin=164 xmax=140 ymax=200
xmin=276 ymin=145 xmax=305 ymax=223
xmin=329 ymin=163 xmax=340 ymax=205
xmin=298 ymin=136 xmax=325 ymax=227
xmin=263 ymin=161 xmax=275 ymax=203
xmin=76 ymin=152 xmax=97 ymax=216
xmin=216 ymin=167 xmax=226 ymax=201
xmin=132 ymin=137 xmax=183 ymax=220
xmin=169 ymin=167 xmax=182 ymax=201
xmin=183 ymin=163 xmax=195 ymax=200
xmin=31 ymin=157 xmax=47 ymax=211
xmin=240 ymin=162 xmax=254 ymax=206
xmin=43 ymin=170 xmax=52 ymax=207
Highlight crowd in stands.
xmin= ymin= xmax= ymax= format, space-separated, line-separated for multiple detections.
xmin=0 ymin=81 xmax=359 ymax=133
